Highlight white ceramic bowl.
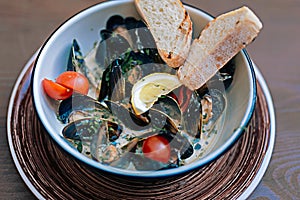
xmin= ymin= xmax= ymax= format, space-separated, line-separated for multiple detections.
xmin=32 ymin=0 xmax=256 ymax=177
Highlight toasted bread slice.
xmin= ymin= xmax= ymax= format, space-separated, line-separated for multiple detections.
xmin=134 ymin=0 xmax=193 ymax=68
xmin=177 ymin=6 xmax=262 ymax=90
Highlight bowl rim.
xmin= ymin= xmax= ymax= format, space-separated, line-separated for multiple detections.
xmin=31 ymin=0 xmax=257 ymax=178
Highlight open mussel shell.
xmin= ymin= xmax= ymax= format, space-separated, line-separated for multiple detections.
xmin=105 ymin=100 xmax=150 ymax=129
xmin=96 ymin=15 xmax=132 ymax=68
xmin=96 ymin=31 xmax=131 ymax=68
xmin=62 ymin=117 xmax=103 ymax=158
xmin=199 ymin=88 xmax=227 ymax=142
xmin=203 ymin=88 xmax=226 ymax=125
xmin=67 ymin=39 xmax=95 ymax=85
xmin=98 ymin=60 xmax=175 ymax=104
xmin=108 ymin=138 xmax=140 ymax=169
xmin=182 ymin=91 xmax=202 ymax=138
xmin=66 ymin=38 xmax=101 ymax=98
xmin=90 ymin=121 xmax=121 ymax=164
xmin=62 ymin=117 xmax=100 ymax=140
xmin=66 ymin=39 xmax=84 ymax=72
xmin=109 ymin=63 xmax=126 ymax=102
xmin=58 ymin=93 xmax=111 ymax=124
xmin=104 ymin=100 xmax=162 ymax=134
xmin=98 ymin=59 xmax=126 ymax=102
xmin=151 ymin=96 xmax=182 ymax=133
xmin=105 ymin=96 xmax=181 ymax=138
xmin=64 ymin=116 xmax=125 ymax=164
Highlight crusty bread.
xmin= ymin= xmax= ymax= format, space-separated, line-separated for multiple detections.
xmin=177 ymin=6 xmax=263 ymax=90
xmin=134 ymin=0 xmax=193 ymax=68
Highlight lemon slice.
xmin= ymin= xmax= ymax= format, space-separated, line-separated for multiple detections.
xmin=131 ymin=73 xmax=182 ymax=115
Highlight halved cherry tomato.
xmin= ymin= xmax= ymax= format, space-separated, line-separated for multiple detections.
xmin=42 ymin=79 xmax=73 ymax=100
xmin=142 ymin=135 xmax=171 ymax=163
xmin=56 ymin=71 xmax=89 ymax=95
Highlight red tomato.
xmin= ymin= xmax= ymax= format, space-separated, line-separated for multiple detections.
xmin=142 ymin=135 xmax=171 ymax=163
xmin=56 ymin=71 xmax=89 ymax=95
xmin=42 ymin=79 xmax=73 ymax=100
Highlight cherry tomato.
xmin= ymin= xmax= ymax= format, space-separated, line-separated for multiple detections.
xmin=56 ymin=71 xmax=89 ymax=95
xmin=142 ymin=135 xmax=171 ymax=163
xmin=42 ymin=79 xmax=73 ymax=100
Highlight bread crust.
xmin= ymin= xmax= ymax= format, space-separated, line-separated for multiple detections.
xmin=134 ymin=0 xmax=193 ymax=68
xmin=177 ymin=6 xmax=262 ymax=90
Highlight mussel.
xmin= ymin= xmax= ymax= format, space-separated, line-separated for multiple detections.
xmin=181 ymin=89 xmax=202 ymax=138
xmin=58 ymin=93 xmax=117 ymax=124
xmin=66 ymin=39 xmax=84 ymax=72
xmin=62 ymin=118 xmax=101 ymax=141
xmin=200 ymin=89 xmax=226 ymax=141
xmin=104 ymin=97 xmax=181 ymax=137
xmin=89 ymin=121 xmax=122 ymax=164
xmin=98 ymin=58 xmax=126 ymax=102
xmin=62 ymin=117 xmax=102 ymax=158
xmin=96 ymin=31 xmax=131 ymax=69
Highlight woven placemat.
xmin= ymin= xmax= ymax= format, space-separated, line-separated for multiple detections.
xmin=9 ymin=61 xmax=270 ymax=199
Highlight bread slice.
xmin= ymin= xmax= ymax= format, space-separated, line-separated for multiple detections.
xmin=134 ymin=0 xmax=193 ymax=68
xmin=177 ymin=6 xmax=263 ymax=90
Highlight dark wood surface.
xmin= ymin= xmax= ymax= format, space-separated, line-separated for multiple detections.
xmin=1 ymin=0 xmax=299 ymax=199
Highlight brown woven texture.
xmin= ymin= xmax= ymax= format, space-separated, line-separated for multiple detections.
xmin=10 ymin=62 xmax=270 ymax=199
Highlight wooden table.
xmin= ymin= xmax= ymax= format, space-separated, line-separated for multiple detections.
xmin=1 ymin=0 xmax=299 ymax=199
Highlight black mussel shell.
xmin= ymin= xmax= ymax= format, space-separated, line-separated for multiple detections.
xmin=107 ymin=121 xmax=123 ymax=142
xmin=58 ymin=93 xmax=110 ymax=124
xmin=66 ymin=39 xmax=84 ymax=72
xmin=100 ymin=29 xmax=113 ymax=41
xmin=208 ymin=89 xmax=226 ymax=123
xmin=104 ymin=100 xmax=150 ymax=131
xmin=96 ymin=33 xmax=131 ymax=68
xmin=197 ymin=58 xmax=236 ymax=97
xmin=98 ymin=58 xmax=126 ymax=102
xmin=106 ymin=15 xmax=125 ymax=32
xmin=218 ymin=57 xmax=236 ymax=89
xmin=97 ymin=65 xmax=110 ymax=102
xmin=62 ymin=118 xmax=100 ymax=140
xmin=124 ymin=17 xmax=146 ymax=30
xmin=179 ymin=144 xmax=194 ymax=160
xmin=182 ymin=91 xmax=202 ymax=138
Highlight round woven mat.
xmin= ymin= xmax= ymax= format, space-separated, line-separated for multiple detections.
xmin=9 ymin=62 xmax=270 ymax=199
